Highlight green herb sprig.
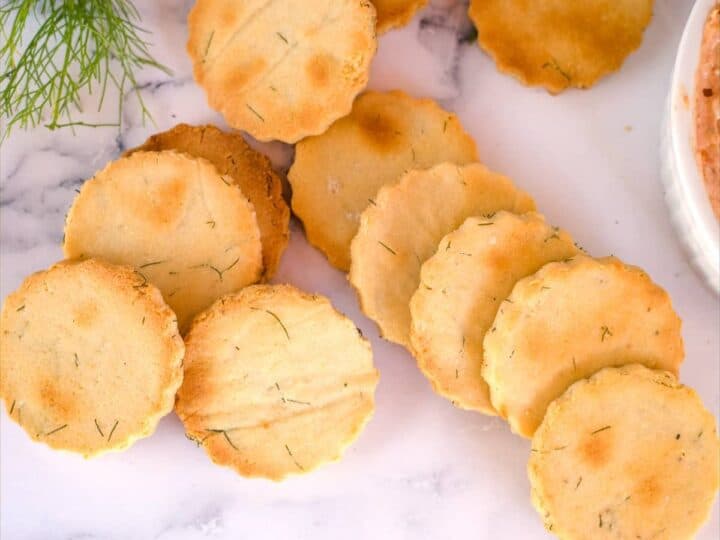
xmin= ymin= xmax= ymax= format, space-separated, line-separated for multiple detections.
xmin=0 ymin=0 xmax=171 ymax=140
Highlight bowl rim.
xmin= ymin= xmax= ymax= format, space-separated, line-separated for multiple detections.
xmin=668 ymin=0 xmax=719 ymax=262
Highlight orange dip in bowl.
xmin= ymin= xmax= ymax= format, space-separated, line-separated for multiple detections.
xmin=695 ymin=4 xmax=720 ymax=220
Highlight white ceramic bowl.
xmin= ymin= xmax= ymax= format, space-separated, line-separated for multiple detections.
xmin=661 ymin=0 xmax=720 ymax=294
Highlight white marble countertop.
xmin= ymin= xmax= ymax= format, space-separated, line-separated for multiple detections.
xmin=1 ymin=1 xmax=718 ymax=538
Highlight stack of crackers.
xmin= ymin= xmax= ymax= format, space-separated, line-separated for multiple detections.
xmin=1 ymin=1 xmax=718 ymax=538
xmin=0 ymin=125 xmax=379 ymax=481
xmin=285 ymin=88 xmax=719 ymax=538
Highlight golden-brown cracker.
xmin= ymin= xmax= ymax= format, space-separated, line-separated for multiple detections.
xmin=63 ymin=150 xmax=263 ymax=333
xmin=289 ymin=90 xmax=478 ymax=270
xmin=176 ymin=284 xmax=379 ymax=481
xmin=0 ymin=258 xmax=184 ymax=457
xmin=529 ymin=365 xmax=719 ymax=540
xmin=187 ymin=0 xmax=377 ymax=143
xmin=468 ymin=0 xmax=653 ymax=93
xmin=373 ymin=0 xmax=428 ymax=33
xmin=483 ymin=255 xmax=684 ymax=438
xmin=410 ymin=212 xmax=578 ymax=413
xmin=127 ymin=124 xmax=289 ymax=279
xmin=349 ymin=162 xmax=535 ymax=349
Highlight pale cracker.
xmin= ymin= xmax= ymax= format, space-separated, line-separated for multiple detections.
xmin=290 ymin=90 xmax=478 ymax=270
xmin=349 ymin=162 xmax=535 ymax=349
xmin=187 ymin=0 xmax=377 ymax=142
xmin=63 ymin=150 xmax=263 ymax=333
xmin=483 ymin=255 xmax=684 ymax=438
xmin=0 ymin=258 xmax=184 ymax=456
xmin=410 ymin=211 xmax=577 ymax=413
xmin=127 ymin=124 xmax=289 ymax=279
xmin=529 ymin=364 xmax=719 ymax=540
xmin=176 ymin=284 xmax=379 ymax=480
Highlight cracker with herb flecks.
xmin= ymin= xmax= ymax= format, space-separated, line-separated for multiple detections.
xmin=483 ymin=255 xmax=684 ymax=438
xmin=468 ymin=0 xmax=653 ymax=94
xmin=63 ymin=150 xmax=263 ymax=333
xmin=176 ymin=284 xmax=379 ymax=481
xmin=0 ymin=258 xmax=184 ymax=457
xmin=289 ymin=90 xmax=478 ymax=271
xmin=410 ymin=211 xmax=578 ymax=414
xmin=372 ymin=0 xmax=428 ymax=33
xmin=529 ymin=364 xmax=719 ymax=540
xmin=127 ymin=124 xmax=289 ymax=279
xmin=349 ymin=162 xmax=535 ymax=349
xmin=187 ymin=0 xmax=377 ymax=143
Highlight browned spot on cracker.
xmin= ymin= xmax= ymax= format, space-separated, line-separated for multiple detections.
xmin=579 ymin=430 xmax=614 ymax=468
xmin=635 ymin=475 xmax=663 ymax=509
xmin=356 ymin=110 xmax=406 ymax=153
xmin=151 ymin=177 xmax=189 ymax=226
xmin=72 ymin=301 xmax=99 ymax=328
xmin=306 ymin=54 xmax=333 ymax=87
xmin=222 ymin=6 xmax=239 ymax=27
xmin=38 ymin=377 xmax=76 ymax=418
xmin=297 ymin=103 xmax=324 ymax=130
xmin=223 ymin=58 xmax=267 ymax=92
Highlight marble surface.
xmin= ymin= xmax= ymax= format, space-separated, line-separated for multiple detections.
xmin=1 ymin=1 xmax=718 ymax=538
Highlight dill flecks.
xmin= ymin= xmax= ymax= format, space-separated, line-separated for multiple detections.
xmin=265 ymin=310 xmax=289 ymax=341
xmin=190 ymin=258 xmax=238 ymax=281
xmin=207 ymin=428 xmax=238 ymax=450
xmin=246 ymin=103 xmax=264 ymax=122
xmin=600 ymin=325 xmax=613 ymax=342
xmin=107 ymin=419 xmax=119 ymax=441
xmin=186 ymin=432 xmax=211 ymax=447
xmin=139 ymin=260 xmax=167 ymax=269
xmin=133 ymin=270 xmax=148 ymax=289
xmin=44 ymin=423 xmax=68 ymax=436
xmin=0 ymin=0 xmax=171 ymax=140
xmin=284 ymin=443 xmax=304 ymax=471
xmin=203 ymin=30 xmax=214 ymax=60
xmin=73 ymin=352 xmax=79 ymax=367
xmin=9 ymin=400 xmax=16 ymax=415
xmin=377 ymin=241 xmax=396 ymax=255
xmin=221 ymin=431 xmax=238 ymax=450
xmin=591 ymin=425 xmax=612 ymax=435
xmin=94 ymin=418 xmax=104 ymax=437
xmin=16 ymin=304 xmax=25 ymax=311
xmin=542 ymin=58 xmax=571 ymax=82
xmin=276 ymin=31 xmax=288 ymax=44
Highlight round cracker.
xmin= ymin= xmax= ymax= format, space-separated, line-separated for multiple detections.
xmin=373 ymin=0 xmax=428 ymax=33
xmin=483 ymin=255 xmax=684 ymax=438
xmin=187 ymin=0 xmax=377 ymax=143
xmin=127 ymin=124 xmax=289 ymax=279
xmin=176 ymin=284 xmax=379 ymax=480
xmin=529 ymin=364 xmax=719 ymax=540
xmin=468 ymin=0 xmax=653 ymax=93
xmin=349 ymin=162 xmax=535 ymax=349
xmin=0 ymin=258 xmax=184 ymax=456
xmin=63 ymin=150 xmax=263 ymax=333
xmin=289 ymin=90 xmax=479 ymax=270
xmin=410 ymin=212 xmax=578 ymax=413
